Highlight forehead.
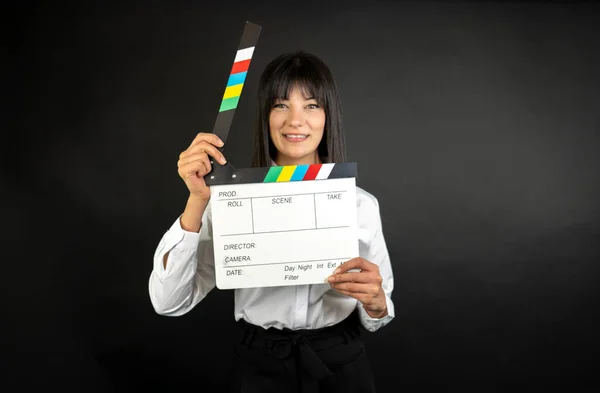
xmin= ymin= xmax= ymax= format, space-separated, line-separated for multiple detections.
xmin=271 ymin=80 xmax=322 ymax=101
xmin=276 ymin=85 xmax=316 ymax=99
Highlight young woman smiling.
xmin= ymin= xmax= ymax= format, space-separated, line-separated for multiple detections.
xmin=149 ymin=51 xmax=395 ymax=393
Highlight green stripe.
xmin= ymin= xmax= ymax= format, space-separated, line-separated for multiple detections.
xmin=263 ymin=166 xmax=283 ymax=182
xmin=219 ymin=96 xmax=239 ymax=112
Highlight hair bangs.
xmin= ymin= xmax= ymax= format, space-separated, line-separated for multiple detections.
xmin=267 ymin=59 xmax=327 ymax=106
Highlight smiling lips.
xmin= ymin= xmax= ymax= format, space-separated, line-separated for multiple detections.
xmin=283 ymin=134 xmax=308 ymax=142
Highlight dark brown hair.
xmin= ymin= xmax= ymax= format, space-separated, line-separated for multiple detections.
xmin=251 ymin=52 xmax=347 ymax=167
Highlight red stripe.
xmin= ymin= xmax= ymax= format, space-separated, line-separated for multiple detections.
xmin=303 ymin=164 xmax=322 ymax=180
xmin=231 ymin=59 xmax=251 ymax=74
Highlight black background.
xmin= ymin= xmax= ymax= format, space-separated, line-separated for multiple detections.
xmin=4 ymin=1 xmax=600 ymax=392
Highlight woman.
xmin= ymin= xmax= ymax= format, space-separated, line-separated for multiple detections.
xmin=149 ymin=51 xmax=395 ymax=392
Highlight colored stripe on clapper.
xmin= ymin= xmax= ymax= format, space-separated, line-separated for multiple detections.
xmin=263 ymin=163 xmax=337 ymax=182
xmin=211 ymin=22 xmax=262 ymax=145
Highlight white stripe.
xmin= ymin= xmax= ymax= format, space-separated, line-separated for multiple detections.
xmin=315 ymin=163 xmax=334 ymax=180
xmin=234 ymin=47 xmax=255 ymax=62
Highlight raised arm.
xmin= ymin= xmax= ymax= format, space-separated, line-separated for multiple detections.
xmin=148 ymin=132 xmax=226 ymax=316
xmin=148 ymin=197 xmax=216 ymax=316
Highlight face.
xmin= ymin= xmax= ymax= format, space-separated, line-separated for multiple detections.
xmin=269 ymin=86 xmax=325 ymax=166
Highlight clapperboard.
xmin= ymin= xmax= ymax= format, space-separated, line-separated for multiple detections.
xmin=204 ymin=22 xmax=359 ymax=289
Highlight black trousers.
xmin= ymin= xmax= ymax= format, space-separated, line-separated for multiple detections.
xmin=228 ymin=311 xmax=377 ymax=393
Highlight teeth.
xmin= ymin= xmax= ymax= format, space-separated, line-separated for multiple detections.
xmin=285 ymin=135 xmax=307 ymax=139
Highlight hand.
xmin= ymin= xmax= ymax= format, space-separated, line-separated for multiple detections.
xmin=177 ymin=132 xmax=227 ymax=201
xmin=327 ymin=257 xmax=388 ymax=319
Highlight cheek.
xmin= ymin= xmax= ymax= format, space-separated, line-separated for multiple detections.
xmin=316 ymin=113 xmax=326 ymax=135
xmin=269 ymin=113 xmax=284 ymax=134
xmin=268 ymin=115 xmax=276 ymax=140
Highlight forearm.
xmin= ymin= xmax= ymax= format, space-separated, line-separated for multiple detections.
xmin=150 ymin=255 xmax=215 ymax=316
xmin=149 ymin=257 xmax=198 ymax=315
xmin=163 ymin=195 xmax=209 ymax=269
xmin=150 ymin=219 xmax=216 ymax=316
xmin=180 ymin=194 xmax=209 ymax=233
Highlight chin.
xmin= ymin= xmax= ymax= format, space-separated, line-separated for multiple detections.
xmin=272 ymin=138 xmax=320 ymax=163
xmin=279 ymin=154 xmax=318 ymax=165
xmin=281 ymin=148 xmax=314 ymax=159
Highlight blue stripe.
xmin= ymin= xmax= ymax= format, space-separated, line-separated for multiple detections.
xmin=290 ymin=165 xmax=309 ymax=181
xmin=227 ymin=72 xmax=247 ymax=87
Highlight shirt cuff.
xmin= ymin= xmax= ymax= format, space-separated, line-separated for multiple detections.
xmin=358 ymin=294 xmax=395 ymax=332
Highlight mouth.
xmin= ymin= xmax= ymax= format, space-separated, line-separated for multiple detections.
xmin=283 ymin=134 xmax=308 ymax=141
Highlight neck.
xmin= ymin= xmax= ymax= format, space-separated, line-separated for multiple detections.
xmin=274 ymin=152 xmax=322 ymax=166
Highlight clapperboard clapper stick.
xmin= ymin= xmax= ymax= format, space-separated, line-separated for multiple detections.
xmin=204 ymin=21 xmax=262 ymax=185
xmin=203 ymin=22 xmax=360 ymax=289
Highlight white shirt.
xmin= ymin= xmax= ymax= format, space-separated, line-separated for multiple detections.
xmin=148 ymin=186 xmax=395 ymax=332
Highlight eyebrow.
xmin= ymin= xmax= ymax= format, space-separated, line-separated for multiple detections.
xmin=273 ymin=96 xmax=317 ymax=101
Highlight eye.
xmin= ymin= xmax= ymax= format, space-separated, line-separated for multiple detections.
xmin=306 ymin=104 xmax=320 ymax=109
xmin=272 ymin=103 xmax=287 ymax=109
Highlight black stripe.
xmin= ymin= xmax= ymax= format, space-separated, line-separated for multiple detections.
xmin=238 ymin=22 xmax=262 ymax=50
xmin=328 ymin=162 xmax=358 ymax=179
xmin=205 ymin=165 xmax=271 ymax=186
xmin=211 ymin=108 xmax=235 ymax=144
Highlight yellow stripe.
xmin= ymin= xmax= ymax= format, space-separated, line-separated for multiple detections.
xmin=223 ymin=83 xmax=243 ymax=99
xmin=277 ymin=165 xmax=296 ymax=182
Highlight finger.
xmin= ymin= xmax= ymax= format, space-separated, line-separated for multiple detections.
xmin=179 ymin=162 xmax=206 ymax=179
xmin=333 ymin=289 xmax=374 ymax=305
xmin=334 ymin=258 xmax=377 ymax=274
xmin=179 ymin=152 xmax=210 ymax=168
xmin=330 ymin=282 xmax=381 ymax=295
xmin=180 ymin=142 xmax=217 ymax=160
xmin=181 ymin=142 xmax=227 ymax=164
xmin=197 ymin=155 xmax=212 ymax=177
xmin=190 ymin=132 xmax=224 ymax=149
xmin=179 ymin=159 xmax=210 ymax=179
xmin=189 ymin=155 xmax=212 ymax=178
xmin=327 ymin=271 xmax=382 ymax=284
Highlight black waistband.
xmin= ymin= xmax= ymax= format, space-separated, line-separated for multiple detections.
xmin=235 ymin=311 xmax=362 ymax=392
xmin=237 ymin=310 xmax=361 ymax=350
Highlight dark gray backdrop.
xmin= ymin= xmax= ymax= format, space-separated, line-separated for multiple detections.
xmin=5 ymin=1 xmax=600 ymax=392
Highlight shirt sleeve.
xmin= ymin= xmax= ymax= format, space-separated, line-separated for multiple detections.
xmin=148 ymin=203 xmax=216 ymax=316
xmin=356 ymin=194 xmax=395 ymax=332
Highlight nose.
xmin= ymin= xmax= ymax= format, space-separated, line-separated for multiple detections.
xmin=287 ymin=106 xmax=305 ymax=127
